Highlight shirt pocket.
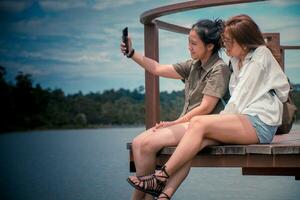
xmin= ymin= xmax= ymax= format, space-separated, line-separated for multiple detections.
xmin=189 ymin=79 xmax=206 ymax=104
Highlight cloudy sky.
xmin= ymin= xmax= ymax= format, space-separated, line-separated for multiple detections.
xmin=1 ymin=0 xmax=300 ymax=94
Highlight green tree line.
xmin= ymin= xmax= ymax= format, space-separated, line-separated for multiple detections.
xmin=0 ymin=66 xmax=184 ymax=133
xmin=0 ymin=66 xmax=299 ymax=133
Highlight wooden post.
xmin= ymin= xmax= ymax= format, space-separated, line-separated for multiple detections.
xmin=263 ymin=33 xmax=283 ymax=70
xmin=144 ymin=23 xmax=160 ymax=129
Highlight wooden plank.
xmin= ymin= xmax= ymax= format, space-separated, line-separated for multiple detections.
xmin=246 ymin=145 xmax=273 ymax=154
xmin=140 ymin=0 xmax=264 ymax=24
xmin=157 ymin=154 xmax=248 ymax=167
xmin=127 ymin=133 xmax=300 ymax=176
xmin=156 ymin=154 xmax=300 ymax=168
xmin=245 ymin=144 xmax=300 ymax=155
xmin=155 ymin=20 xmax=190 ymax=34
xmin=129 ymin=154 xmax=300 ymax=172
xmin=159 ymin=145 xmax=246 ymax=155
xmin=281 ymin=45 xmax=300 ymax=50
xmin=272 ymin=146 xmax=300 ymax=154
xmin=242 ymin=167 xmax=300 ymax=177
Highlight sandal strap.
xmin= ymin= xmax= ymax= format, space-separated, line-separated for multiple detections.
xmin=127 ymin=168 xmax=169 ymax=197
xmin=156 ymin=192 xmax=170 ymax=200
xmin=139 ymin=174 xmax=165 ymax=194
xmin=155 ymin=165 xmax=169 ymax=179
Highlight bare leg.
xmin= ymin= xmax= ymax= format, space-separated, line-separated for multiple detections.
xmin=130 ymin=123 xmax=189 ymax=200
xmin=163 ymin=114 xmax=258 ymax=176
xmin=158 ymin=139 xmax=219 ymax=199
xmin=127 ymin=114 xmax=259 ymax=198
xmin=132 ymin=127 xmax=219 ymax=200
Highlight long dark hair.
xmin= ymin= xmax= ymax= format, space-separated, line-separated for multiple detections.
xmin=192 ymin=19 xmax=224 ymax=53
xmin=225 ymin=14 xmax=265 ymax=50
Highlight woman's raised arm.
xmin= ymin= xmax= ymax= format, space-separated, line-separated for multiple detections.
xmin=121 ymin=37 xmax=182 ymax=79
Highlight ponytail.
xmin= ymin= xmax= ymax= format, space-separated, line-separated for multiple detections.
xmin=192 ymin=18 xmax=225 ymax=53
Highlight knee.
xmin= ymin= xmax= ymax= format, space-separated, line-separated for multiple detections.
xmin=132 ymin=135 xmax=158 ymax=155
xmin=139 ymin=137 xmax=158 ymax=155
xmin=188 ymin=116 xmax=207 ymax=135
xmin=189 ymin=116 xmax=206 ymax=128
xmin=132 ymin=136 xmax=142 ymax=152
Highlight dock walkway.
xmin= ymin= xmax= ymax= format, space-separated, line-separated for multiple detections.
xmin=127 ymin=132 xmax=300 ymax=180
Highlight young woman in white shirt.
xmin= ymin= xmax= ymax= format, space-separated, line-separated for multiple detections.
xmin=127 ymin=14 xmax=290 ymax=200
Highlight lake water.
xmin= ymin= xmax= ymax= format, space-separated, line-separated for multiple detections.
xmin=0 ymin=126 xmax=299 ymax=200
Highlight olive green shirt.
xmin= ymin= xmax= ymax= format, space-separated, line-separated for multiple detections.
xmin=173 ymin=53 xmax=231 ymax=116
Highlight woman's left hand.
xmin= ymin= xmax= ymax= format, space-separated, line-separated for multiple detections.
xmin=152 ymin=121 xmax=177 ymax=132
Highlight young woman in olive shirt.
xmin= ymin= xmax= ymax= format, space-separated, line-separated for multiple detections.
xmin=121 ymin=19 xmax=230 ymax=200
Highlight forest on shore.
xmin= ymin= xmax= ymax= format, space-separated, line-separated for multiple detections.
xmin=0 ymin=66 xmax=183 ymax=133
xmin=1 ymin=66 xmax=299 ymax=133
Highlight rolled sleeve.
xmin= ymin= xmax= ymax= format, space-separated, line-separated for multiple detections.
xmin=203 ymin=64 xmax=231 ymax=98
xmin=173 ymin=60 xmax=193 ymax=80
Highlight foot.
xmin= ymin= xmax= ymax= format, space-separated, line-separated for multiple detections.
xmin=127 ymin=166 xmax=170 ymax=197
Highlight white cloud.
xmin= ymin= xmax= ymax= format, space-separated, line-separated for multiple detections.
xmin=0 ymin=60 xmax=53 ymax=77
xmin=92 ymin=0 xmax=149 ymax=11
xmin=13 ymin=18 xmax=105 ymax=41
xmin=2 ymin=0 xmax=300 ymax=93
xmin=13 ymin=17 xmax=68 ymax=38
xmin=17 ymin=48 xmax=112 ymax=65
xmin=257 ymin=15 xmax=300 ymax=31
xmin=39 ymin=0 xmax=87 ymax=12
xmin=255 ymin=15 xmax=300 ymax=44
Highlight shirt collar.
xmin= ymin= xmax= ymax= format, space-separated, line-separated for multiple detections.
xmin=242 ymin=50 xmax=254 ymax=65
xmin=194 ymin=52 xmax=220 ymax=71
xmin=230 ymin=50 xmax=254 ymax=73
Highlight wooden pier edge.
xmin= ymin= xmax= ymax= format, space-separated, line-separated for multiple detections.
xmin=127 ymin=132 xmax=300 ymax=180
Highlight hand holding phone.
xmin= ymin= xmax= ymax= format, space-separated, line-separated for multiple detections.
xmin=122 ymin=27 xmax=129 ymax=54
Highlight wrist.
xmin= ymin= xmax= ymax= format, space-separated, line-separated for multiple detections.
xmin=126 ymin=48 xmax=135 ymax=58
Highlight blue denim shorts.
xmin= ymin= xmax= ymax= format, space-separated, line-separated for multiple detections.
xmin=246 ymin=115 xmax=278 ymax=144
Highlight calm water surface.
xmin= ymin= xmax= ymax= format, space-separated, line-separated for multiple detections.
xmin=0 ymin=126 xmax=299 ymax=200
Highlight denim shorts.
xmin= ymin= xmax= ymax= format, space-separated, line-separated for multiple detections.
xmin=246 ymin=115 xmax=278 ymax=144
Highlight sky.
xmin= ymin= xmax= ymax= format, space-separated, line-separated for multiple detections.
xmin=0 ymin=0 xmax=300 ymax=94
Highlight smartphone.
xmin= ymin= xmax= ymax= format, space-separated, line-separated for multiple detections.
xmin=122 ymin=27 xmax=129 ymax=54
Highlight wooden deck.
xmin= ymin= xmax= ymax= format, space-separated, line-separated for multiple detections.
xmin=127 ymin=132 xmax=300 ymax=180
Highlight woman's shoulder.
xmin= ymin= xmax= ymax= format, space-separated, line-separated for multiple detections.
xmin=252 ymin=45 xmax=273 ymax=59
xmin=183 ymin=59 xmax=197 ymax=67
xmin=251 ymin=45 xmax=275 ymax=67
xmin=173 ymin=59 xmax=194 ymax=69
xmin=209 ymin=59 xmax=231 ymax=79
xmin=212 ymin=58 xmax=229 ymax=71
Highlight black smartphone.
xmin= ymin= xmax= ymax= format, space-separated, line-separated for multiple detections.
xmin=122 ymin=27 xmax=129 ymax=54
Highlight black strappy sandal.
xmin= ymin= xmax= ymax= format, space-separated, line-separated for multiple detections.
xmin=155 ymin=191 xmax=171 ymax=200
xmin=127 ymin=165 xmax=169 ymax=197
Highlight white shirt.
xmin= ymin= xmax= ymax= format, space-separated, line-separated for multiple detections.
xmin=221 ymin=46 xmax=290 ymax=126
